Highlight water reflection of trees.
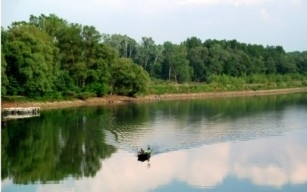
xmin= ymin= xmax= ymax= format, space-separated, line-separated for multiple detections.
xmin=104 ymin=93 xmax=307 ymax=152
xmin=2 ymin=93 xmax=306 ymax=184
xmin=154 ymin=92 xmax=307 ymax=123
xmin=1 ymin=107 xmax=116 ymax=184
xmin=109 ymin=93 xmax=307 ymax=130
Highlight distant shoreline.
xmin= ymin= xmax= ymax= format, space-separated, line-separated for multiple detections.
xmin=2 ymin=87 xmax=307 ymax=110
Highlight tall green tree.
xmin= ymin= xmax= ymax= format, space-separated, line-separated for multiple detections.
xmin=288 ymin=51 xmax=307 ymax=75
xmin=207 ymin=43 xmax=228 ymax=76
xmin=136 ymin=37 xmax=156 ymax=71
xmin=4 ymin=23 xmax=60 ymax=97
xmin=56 ymin=24 xmax=102 ymax=88
xmin=85 ymin=44 xmax=118 ymax=96
xmin=1 ymin=27 xmax=9 ymax=96
xmin=81 ymin=25 xmax=102 ymax=67
xmin=111 ymin=58 xmax=150 ymax=96
xmin=29 ymin=14 xmax=68 ymax=38
xmin=184 ymin=37 xmax=209 ymax=82
xmin=162 ymin=42 xmax=190 ymax=83
xmin=56 ymin=23 xmax=83 ymax=84
xmin=103 ymin=33 xmax=137 ymax=58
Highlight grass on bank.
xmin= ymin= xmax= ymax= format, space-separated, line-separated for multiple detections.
xmin=148 ymin=74 xmax=307 ymax=95
xmin=2 ymin=74 xmax=307 ymax=102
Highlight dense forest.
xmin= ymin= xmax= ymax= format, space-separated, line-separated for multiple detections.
xmin=1 ymin=14 xmax=307 ymax=99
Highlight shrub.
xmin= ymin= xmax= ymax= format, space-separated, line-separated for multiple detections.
xmin=77 ymin=92 xmax=96 ymax=100
xmin=85 ymin=83 xmax=110 ymax=97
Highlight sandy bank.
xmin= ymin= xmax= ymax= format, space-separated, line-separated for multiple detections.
xmin=2 ymin=87 xmax=307 ymax=110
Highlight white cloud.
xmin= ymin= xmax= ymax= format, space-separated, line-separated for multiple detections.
xmin=178 ymin=0 xmax=274 ymax=6
xmin=231 ymin=132 xmax=307 ymax=187
xmin=290 ymin=0 xmax=303 ymax=6
xmin=178 ymin=143 xmax=230 ymax=187
xmin=35 ymin=144 xmax=230 ymax=192
xmin=2 ymin=0 xmax=307 ymax=51
xmin=35 ymin=132 xmax=307 ymax=191
xmin=5 ymin=129 xmax=307 ymax=192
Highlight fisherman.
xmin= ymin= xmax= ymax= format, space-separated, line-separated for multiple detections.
xmin=146 ymin=147 xmax=151 ymax=154
xmin=140 ymin=148 xmax=144 ymax=154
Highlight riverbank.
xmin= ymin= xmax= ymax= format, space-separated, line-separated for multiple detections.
xmin=2 ymin=87 xmax=307 ymax=110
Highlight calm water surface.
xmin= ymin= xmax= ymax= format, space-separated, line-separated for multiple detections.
xmin=2 ymin=93 xmax=307 ymax=192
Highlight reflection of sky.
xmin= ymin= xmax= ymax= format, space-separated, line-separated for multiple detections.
xmin=108 ymin=106 xmax=307 ymax=155
xmin=3 ymin=129 xmax=307 ymax=192
xmin=2 ymin=104 xmax=307 ymax=192
xmin=231 ymin=131 xmax=307 ymax=187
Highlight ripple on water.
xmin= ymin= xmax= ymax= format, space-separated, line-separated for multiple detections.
xmin=104 ymin=106 xmax=306 ymax=156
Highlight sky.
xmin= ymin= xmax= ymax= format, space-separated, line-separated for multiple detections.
xmin=1 ymin=0 xmax=307 ymax=52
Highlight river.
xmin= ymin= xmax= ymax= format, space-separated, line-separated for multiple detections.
xmin=2 ymin=93 xmax=307 ymax=192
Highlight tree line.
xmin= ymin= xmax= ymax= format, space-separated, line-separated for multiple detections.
xmin=1 ymin=14 xmax=307 ymax=98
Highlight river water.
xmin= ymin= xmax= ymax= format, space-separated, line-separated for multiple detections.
xmin=2 ymin=93 xmax=307 ymax=192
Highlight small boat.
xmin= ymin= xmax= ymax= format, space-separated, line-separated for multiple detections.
xmin=138 ymin=147 xmax=151 ymax=162
xmin=138 ymin=152 xmax=151 ymax=162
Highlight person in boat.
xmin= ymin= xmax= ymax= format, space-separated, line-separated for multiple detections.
xmin=139 ymin=148 xmax=144 ymax=154
xmin=146 ymin=147 xmax=151 ymax=154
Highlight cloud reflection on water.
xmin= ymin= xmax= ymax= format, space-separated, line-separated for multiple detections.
xmin=35 ymin=129 xmax=307 ymax=192
xmin=231 ymin=131 xmax=307 ymax=187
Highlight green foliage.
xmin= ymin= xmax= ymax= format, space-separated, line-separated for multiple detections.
xmin=111 ymin=58 xmax=150 ymax=96
xmin=3 ymin=24 xmax=60 ymax=97
xmin=1 ymin=54 xmax=8 ymax=96
xmin=85 ymin=82 xmax=110 ymax=97
xmin=1 ymin=108 xmax=117 ymax=183
xmin=1 ymin=28 xmax=9 ymax=96
xmin=1 ymin=14 xmax=307 ymax=100
xmin=103 ymin=33 xmax=137 ymax=59
xmin=77 ymin=92 xmax=96 ymax=100
xmin=148 ymin=73 xmax=307 ymax=95
xmin=162 ymin=42 xmax=190 ymax=83
xmin=54 ymin=70 xmax=79 ymax=93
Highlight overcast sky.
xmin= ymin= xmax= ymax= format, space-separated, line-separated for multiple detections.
xmin=1 ymin=0 xmax=307 ymax=52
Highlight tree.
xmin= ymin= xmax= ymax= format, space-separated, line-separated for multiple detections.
xmin=29 ymin=14 xmax=68 ymax=38
xmin=135 ymin=37 xmax=156 ymax=72
xmin=56 ymin=23 xmax=83 ymax=73
xmin=184 ymin=36 xmax=202 ymax=50
xmin=150 ymin=44 xmax=165 ymax=79
xmin=1 ymin=28 xmax=9 ymax=96
xmin=56 ymin=23 xmax=102 ymax=88
xmin=186 ymin=46 xmax=209 ymax=82
xmin=111 ymin=58 xmax=150 ymax=96
xmin=162 ymin=42 xmax=190 ymax=83
xmin=276 ymin=55 xmax=297 ymax=74
xmin=207 ymin=43 xmax=228 ymax=77
xmin=85 ymin=44 xmax=118 ymax=96
xmin=4 ymin=24 xmax=60 ymax=97
xmin=81 ymin=25 xmax=102 ymax=68
xmin=288 ymin=51 xmax=307 ymax=75
xmin=1 ymin=52 xmax=9 ymax=96
xmin=265 ymin=56 xmax=276 ymax=74
xmin=2 ymin=13 xmax=307 ymax=99
xmin=102 ymin=33 xmax=137 ymax=59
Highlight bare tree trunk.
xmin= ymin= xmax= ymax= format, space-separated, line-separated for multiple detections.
xmin=168 ymin=66 xmax=172 ymax=81
xmin=110 ymin=83 xmax=115 ymax=95
xmin=124 ymin=39 xmax=128 ymax=58
xmin=128 ymin=45 xmax=133 ymax=58
xmin=153 ymin=55 xmax=158 ymax=66
xmin=144 ymin=58 xmax=149 ymax=71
